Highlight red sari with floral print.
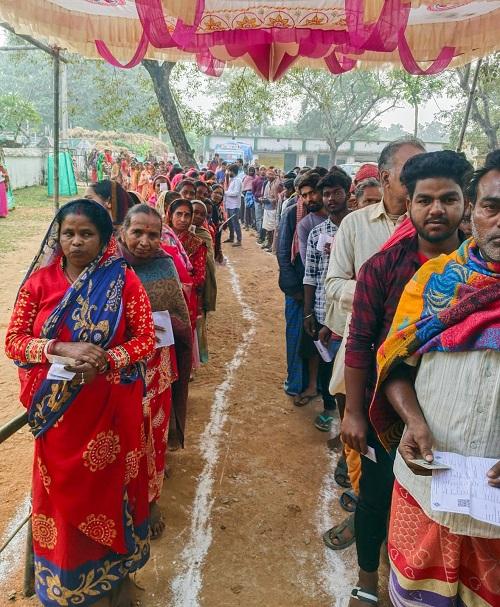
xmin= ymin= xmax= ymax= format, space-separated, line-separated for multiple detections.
xmin=5 ymin=257 xmax=155 ymax=607
xmin=177 ymin=230 xmax=207 ymax=327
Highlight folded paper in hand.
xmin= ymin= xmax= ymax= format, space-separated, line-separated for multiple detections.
xmin=317 ymin=233 xmax=333 ymax=253
xmin=314 ymin=339 xmax=338 ymax=363
xmin=153 ymin=310 xmax=175 ymax=348
xmin=46 ymin=354 xmax=77 ymax=381
xmin=47 ymin=363 xmax=76 ymax=381
xmin=431 ymin=451 xmax=500 ymax=527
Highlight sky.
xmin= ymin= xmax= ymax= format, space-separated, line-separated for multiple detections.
xmin=379 ymin=96 xmax=454 ymax=131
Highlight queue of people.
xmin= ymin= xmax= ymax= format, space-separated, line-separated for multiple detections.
xmin=4 ymin=164 xmax=225 ymax=605
xmin=275 ymin=139 xmax=499 ymax=607
xmin=3 ymin=139 xmax=499 ymax=607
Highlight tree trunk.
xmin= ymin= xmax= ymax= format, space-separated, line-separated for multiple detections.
xmin=413 ymin=102 xmax=419 ymax=138
xmin=142 ymin=59 xmax=197 ymax=167
xmin=328 ymin=141 xmax=339 ymax=166
xmin=456 ymin=64 xmax=498 ymax=152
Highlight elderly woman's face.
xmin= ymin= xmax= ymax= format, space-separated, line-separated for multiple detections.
xmin=192 ymin=203 xmax=207 ymax=227
xmin=59 ymin=214 xmax=102 ymax=271
xmin=122 ymin=213 xmax=162 ymax=259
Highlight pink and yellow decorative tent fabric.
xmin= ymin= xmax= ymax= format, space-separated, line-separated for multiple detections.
xmin=1 ymin=0 xmax=499 ymax=80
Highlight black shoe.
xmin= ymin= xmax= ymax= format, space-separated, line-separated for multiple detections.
xmin=223 ymin=238 xmax=234 ymax=243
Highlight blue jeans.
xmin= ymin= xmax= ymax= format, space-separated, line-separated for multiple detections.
xmin=227 ymin=207 xmax=242 ymax=242
xmin=255 ymin=202 xmax=264 ymax=234
xmin=284 ymin=295 xmax=306 ymax=396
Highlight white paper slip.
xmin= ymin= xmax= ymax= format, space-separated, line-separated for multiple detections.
xmin=47 ymin=363 xmax=76 ymax=381
xmin=153 ymin=310 xmax=175 ymax=348
xmin=46 ymin=354 xmax=77 ymax=366
xmin=313 ymin=339 xmax=338 ymax=363
xmin=363 ymin=446 xmax=377 ymax=463
xmin=410 ymin=458 xmax=451 ymax=471
xmin=316 ymin=232 xmax=334 ymax=253
xmin=431 ymin=451 xmax=500 ymax=527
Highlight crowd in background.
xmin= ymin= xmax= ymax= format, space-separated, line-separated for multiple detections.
xmin=3 ymin=137 xmax=499 ymax=607
xmin=272 ymin=140 xmax=499 ymax=607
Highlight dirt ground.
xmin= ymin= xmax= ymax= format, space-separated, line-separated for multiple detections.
xmin=0 ymin=206 xmax=390 ymax=607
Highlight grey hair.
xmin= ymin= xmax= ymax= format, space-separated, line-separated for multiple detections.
xmin=354 ymin=178 xmax=382 ymax=201
xmin=192 ymin=199 xmax=207 ymax=212
xmin=123 ymin=203 xmax=162 ymax=231
xmin=378 ymin=136 xmax=426 ymax=172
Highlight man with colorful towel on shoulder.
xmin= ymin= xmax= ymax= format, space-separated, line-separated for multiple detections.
xmin=379 ymin=151 xmax=500 ymax=607
xmin=339 ymin=150 xmax=472 ymax=607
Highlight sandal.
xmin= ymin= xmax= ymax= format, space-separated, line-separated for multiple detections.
xmin=339 ymin=489 xmax=358 ymax=513
xmin=350 ymin=587 xmax=378 ymax=605
xmin=334 ymin=456 xmax=352 ymax=489
xmin=314 ymin=411 xmax=334 ymax=432
xmin=322 ymin=514 xmax=355 ymax=551
xmin=293 ymin=392 xmax=319 ymax=407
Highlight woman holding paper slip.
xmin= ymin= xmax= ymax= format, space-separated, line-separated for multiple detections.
xmin=120 ymin=204 xmax=192 ymax=539
xmin=5 ymin=199 xmax=155 ymax=607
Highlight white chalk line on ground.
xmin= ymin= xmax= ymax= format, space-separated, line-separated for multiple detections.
xmin=315 ymin=431 xmax=357 ymax=606
xmin=0 ymin=495 xmax=31 ymax=586
xmin=170 ymin=258 xmax=257 ymax=607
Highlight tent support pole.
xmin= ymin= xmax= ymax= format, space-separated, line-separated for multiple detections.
xmin=53 ymin=47 xmax=60 ymax=212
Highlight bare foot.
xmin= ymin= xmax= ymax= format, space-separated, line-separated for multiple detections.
xmin=110 ymin=576 xmax=136 ymax=607
xmin=149 ymin=501 xmax=165 ymax=540
xmin=293 ymin=389 xmax=319 ymax=406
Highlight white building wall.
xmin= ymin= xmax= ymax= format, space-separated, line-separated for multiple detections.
xmin=4 ymin=148 xmax=47 ymax=189
xmin=256 ymin=138 xmax=302 ymax=152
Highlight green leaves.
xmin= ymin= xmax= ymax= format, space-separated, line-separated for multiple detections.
xmin=0 ymin=93 xmax=42 ymax=136
xmin=208 ymin=69 xmax=278 ymax=134
xmin=279 ymin=69 xmax=397 ymax=159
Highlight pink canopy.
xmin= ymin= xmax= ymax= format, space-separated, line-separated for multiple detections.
xmin=1 ymin=1 xmax=499 ymax=80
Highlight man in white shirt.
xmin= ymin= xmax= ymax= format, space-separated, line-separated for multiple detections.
xmin=223 ymin=163 xmax=243 ymax=247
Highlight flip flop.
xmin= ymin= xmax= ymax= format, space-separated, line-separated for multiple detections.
xmin=350 ymin=587 xmax=378 ymax=605
xmin=334 ymin=456 xmax=352 ymax=489
xmin=339 ymin=489 xmax=358 ymax=513
xmin=314 ymin=411 xmax=334 ymax=432
xmin=322 ymin=514 xmax=355 ymax=551
xmin=293 ymin=392 xmax=319 ymax=407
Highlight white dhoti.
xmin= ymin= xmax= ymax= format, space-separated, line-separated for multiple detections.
xmin=262 ymin=209 xmax=277 ymax=231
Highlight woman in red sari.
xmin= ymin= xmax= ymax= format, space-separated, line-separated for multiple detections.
xmin=119 ymin=204 xmax=192 ymax=539
xmin=5 ymin=199 xmax=155 ymax=607
xmin=166 ymin=199 xmax=207 ymax=367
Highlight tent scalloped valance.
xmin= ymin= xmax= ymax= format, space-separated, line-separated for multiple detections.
xmin=1 ymin=0 xmax=499 ymax=79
